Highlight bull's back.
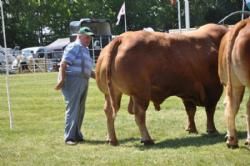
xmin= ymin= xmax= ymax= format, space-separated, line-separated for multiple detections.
xmin=185 ymin=24 xmax=228 ymax=48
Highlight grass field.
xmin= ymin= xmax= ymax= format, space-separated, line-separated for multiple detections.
xmin=0 ymin=72 xmax=250 ymax=166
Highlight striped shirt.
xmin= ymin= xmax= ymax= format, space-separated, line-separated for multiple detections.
xmin=62 ymin=40 xmax=93 ymax=78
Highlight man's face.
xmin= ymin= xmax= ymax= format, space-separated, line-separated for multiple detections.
xmin=79 ymin=34 xmax=92 ymax=47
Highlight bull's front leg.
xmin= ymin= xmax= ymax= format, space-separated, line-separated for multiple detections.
xmin=104 ymin=96 xmax=118 ymax=146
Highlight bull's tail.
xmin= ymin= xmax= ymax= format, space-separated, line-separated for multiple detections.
xmin=106 ymin=36 xmax=122 ymax=118
xmin=226 ymin=20 xmax=248 ymax=98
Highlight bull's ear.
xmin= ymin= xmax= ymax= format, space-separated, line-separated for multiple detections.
xmin=169 ymin=0 xmax=177 ymax=6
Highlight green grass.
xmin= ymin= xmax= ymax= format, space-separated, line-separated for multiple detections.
xmin=0 ymin=72 xmax=250 ymax=166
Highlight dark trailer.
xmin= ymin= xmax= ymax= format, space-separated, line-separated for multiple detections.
xmin=69 ymin=18 xmax=112 ymax=63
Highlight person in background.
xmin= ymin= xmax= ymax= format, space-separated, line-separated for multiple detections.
xmin=55 ymin=27 xmax=95 ymax=145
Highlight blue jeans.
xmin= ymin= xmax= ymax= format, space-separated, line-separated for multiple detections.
xmin=62 ymin=75 xmax=89 ymax=141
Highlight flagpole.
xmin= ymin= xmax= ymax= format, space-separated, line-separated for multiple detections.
xmin=184 ymin=0 xmax=190 ymax=30
xmin=242 ymin=0 xmax=245 ymax=20
xmin=124 ymin=1 xmax=127 ymax=32
xmin=176 ymin=0 xmax=181 ymax=32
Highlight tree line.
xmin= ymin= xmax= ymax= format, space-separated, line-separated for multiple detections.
xmin=0 ymin=0 xmax=244 ymax=49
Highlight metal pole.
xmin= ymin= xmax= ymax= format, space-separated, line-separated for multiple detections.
xmin=184 ymin=0 xmax=190 ymax=30
xmin=1 ymin=0 xmax=13 ymax=129
xmin=242 ymin=0 xmax=245 ymax=20
xmin=176 ymin=0 xmax=181 ymax=32
xmin=124 ymin=1 xmax=127 ymax=32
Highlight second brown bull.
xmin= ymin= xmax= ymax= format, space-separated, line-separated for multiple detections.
xmin=96 ymin=24 xmax=228 ymax=146
xmin=218 ymin=18 xmax=250 ymax=148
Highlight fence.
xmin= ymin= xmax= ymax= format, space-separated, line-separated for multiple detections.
xmin=0 ymin=43 xmax=108 ymax=128
xmin=0 ymin=48 xmax=62 ymax=128
xmin=12 ymin=58 xmax=60 ymax=73
xmin=0 ymin=52 xmax=62 ymax=129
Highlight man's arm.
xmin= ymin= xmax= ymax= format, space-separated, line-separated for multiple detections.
xmin=55 ymin=61 xmax=67 ymax=90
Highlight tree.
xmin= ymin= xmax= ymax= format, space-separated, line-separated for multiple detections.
xmin=0 ymin=0 xmax=245 ymax=48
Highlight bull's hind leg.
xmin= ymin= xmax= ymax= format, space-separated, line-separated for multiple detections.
xmin=132 ymin=97 xmax=154 ymax=145
xmin=245 ymin=95 xmax=250 ymax=146
xmin=205 ymin=105 xmax=218 ymax=134
xmin=104 ymin=93 xmax=121 ymax=146
xmin=225 ymin=86 xmax=244 ymax=148
xmin=183 ymin=101 xmax=198 ymax=133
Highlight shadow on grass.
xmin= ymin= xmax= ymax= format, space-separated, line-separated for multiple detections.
xmin=82 ymin=131 xmax=249 ymax=149
xmin=132 ymin=131 xmax=248 ymax=149
xmin=83 ymin=137 xmax=139 ymax=145
xmin=83 ymin=139 xmax=106 ymax=145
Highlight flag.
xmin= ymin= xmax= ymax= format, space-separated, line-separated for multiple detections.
xmin=246 ymin=0 xmax=250 ymax=10
xmin=116 ymin=2 xmax=125 ymax=25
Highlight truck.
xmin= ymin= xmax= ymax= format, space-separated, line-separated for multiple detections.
xmin=69 ymin=18 xmax=112 ymax=63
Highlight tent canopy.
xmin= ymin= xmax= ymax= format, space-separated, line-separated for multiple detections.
xmin=45 ymin=38 xmax=70 ymax=51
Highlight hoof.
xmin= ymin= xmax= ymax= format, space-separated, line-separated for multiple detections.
xmin=186 ymin=128 xmax=198 ymax=134
xmin=189 ymin=130 xmax=198 ymax=134
xmin=106 ymin=139 xmax=119 ymax=146
xmin=153 ymin=103 xmax=161 ymax=111
xmin=141 ymin=139 xmax=155 ymax=146
xmin=226 ymin=136 xmax=238 ymax=149
xmin=244 ymin=140 xmax=250 ymax=146
xmin=227 ymin=143 xmax=239 ymax=149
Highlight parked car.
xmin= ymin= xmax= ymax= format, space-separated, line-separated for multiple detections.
xmin=0 ymin=47 xmax=16 ymax=73
xmin=21 ymin=47 xmax=48 ymax=58
xmin=0 ymin=47 xmax=15 ymax=63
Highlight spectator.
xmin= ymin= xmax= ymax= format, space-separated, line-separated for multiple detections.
xmin=55 ymin=27 xmax=95 ymax=145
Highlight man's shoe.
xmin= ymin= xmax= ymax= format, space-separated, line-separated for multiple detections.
xmin=65 ymin=140 xmax=77 ymax=145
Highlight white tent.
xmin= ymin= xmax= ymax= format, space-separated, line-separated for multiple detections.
xmin=45 ymin=38 xmax=70 ymax=52
xmin=45 ymin=38 xmax=70 ymax=59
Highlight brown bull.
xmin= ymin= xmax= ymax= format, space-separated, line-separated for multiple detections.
xmin=218 ymin=18 xmax=250 ymax=148
xmin=96 ymin=24 xmax=227 ymax=146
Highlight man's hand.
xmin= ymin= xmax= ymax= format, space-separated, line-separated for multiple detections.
xmin=55 ymin=61 xmax=67 ymax=90
xmin=55 ymin=79 xmax=64 ymax=90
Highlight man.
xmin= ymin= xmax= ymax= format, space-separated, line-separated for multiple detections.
xmin=55 ymin=27 xmax=95 ymax=145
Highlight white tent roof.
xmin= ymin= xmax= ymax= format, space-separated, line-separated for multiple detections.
xmin=46 ymin=38 xmax=70 ymax=51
